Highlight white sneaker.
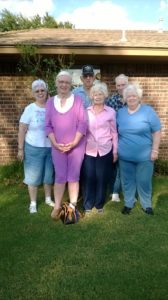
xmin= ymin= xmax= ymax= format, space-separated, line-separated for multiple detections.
xmin=45 ymin=199 xmax=55 ymax=207
xmin=69 ymin=203 xmax=76 ymax=211
xmin=29 ymin=204 xmax=37 ymax=214
xmin=97 ymin=208 xmax=104 ymax=214
xmin=111 ymin=193 xmax=120 ymax=202
xmin=85 ymin=210 xmax=92 ymax=216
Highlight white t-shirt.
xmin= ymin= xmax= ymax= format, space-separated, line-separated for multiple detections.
xmin=20 ymin=102 xmax=51 ymax=147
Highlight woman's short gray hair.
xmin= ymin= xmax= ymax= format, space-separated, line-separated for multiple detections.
xmin=123 ymin=83 xmax=143 ymax=101
xmin=90 ymin=82 xmax=109 ymax=99
xmin=32 ymin=79 xmax=48 ymax=92
xmin=56 ymin=71 xmax=72 ymax=83
xmin=115 ymin=74 xmax=128 ymax=84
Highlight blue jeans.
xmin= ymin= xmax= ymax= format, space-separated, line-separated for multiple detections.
xmin=24 ymin=142 xmax=54 ymax=186
xmin=82 ymin=151 xmax=113 ymax=210
xmin=119 ymin=159 xmax=154 ymax=209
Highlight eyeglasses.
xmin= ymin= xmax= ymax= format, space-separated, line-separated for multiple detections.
xmin=35 ymin=89 xmax=46 ymax=93
xmin=83 ymin=74 xmax=94 ymax=78
xmin=58 ymin=81 xmax=71 ymax=85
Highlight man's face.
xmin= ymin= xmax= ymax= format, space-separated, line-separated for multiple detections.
xmin=81 ymin=74 xmax=95 ymax=89
xmin=116 ymin=79 xmax=127 ymax=96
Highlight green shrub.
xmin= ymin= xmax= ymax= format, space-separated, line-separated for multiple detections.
xmin=0 ymin=159 xmax=167 ymax=185
xmin=154 ymin=159 xmax=168 ymax=176
xmin=0 ymin=160 xmax=23 ymax=183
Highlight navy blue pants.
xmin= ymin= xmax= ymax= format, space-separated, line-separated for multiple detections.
xmin=109 ymin=161 xmax=121 ymax=194
xmin=82 ymin=151 xmax=113 ymax=210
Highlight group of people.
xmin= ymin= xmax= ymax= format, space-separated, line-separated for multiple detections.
xmin=18 ymin=64 xmax=161 ymax=218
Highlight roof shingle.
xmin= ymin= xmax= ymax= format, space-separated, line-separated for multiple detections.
xmin=0 ymin=28 xmax=167 ymax=48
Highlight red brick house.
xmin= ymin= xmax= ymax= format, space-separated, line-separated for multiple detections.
xmin=0 ymin=28 xmax=168 ymax=164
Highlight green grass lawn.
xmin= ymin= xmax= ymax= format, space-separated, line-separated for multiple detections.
xmin=0 ymin=176 xmax=168 ymax=300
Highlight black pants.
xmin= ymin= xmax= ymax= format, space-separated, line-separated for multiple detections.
xmin=82 ymin=151 xmax=113 ymax=210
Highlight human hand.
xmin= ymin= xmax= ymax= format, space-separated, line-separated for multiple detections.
xmin=55 ymin=143 xmax=66 ymax=152
xmin=113 ymin=153 xmax=118 ymax=163
xmin=62 ymin=142 xmax=75 ymax=152
xmin=151 ymin=150 xmax=159 ymax=161
xmin=17 ymin=149 xmax=24 ymax=161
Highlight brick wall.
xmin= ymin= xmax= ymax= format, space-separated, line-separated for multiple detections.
xmin=0 ymin=63 xmax=168 ymax=164
xmin=0 ymin=76 xmax=34 ymax=165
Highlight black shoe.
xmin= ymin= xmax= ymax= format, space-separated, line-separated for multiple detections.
xmin=122 ymin=206 xmax=131 ymax=214
xmin=143 ymin=207 xmax=154 ymax=215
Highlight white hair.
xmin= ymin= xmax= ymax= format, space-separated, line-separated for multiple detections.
xmin=123 ymin=83 xmax=143 ymax=101
xmin=90 ymin=82 xmax=109 ymax=99
xmin=32 ymin=79 xmax=48 ymax=92
xmin=115 ymin=74 xmax=128 ymax=84
xmin=56 ymin=70 xmax=72 ymax=83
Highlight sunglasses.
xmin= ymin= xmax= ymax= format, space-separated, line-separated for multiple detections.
xmin=83 ymin=74 xmax=94 ymax=78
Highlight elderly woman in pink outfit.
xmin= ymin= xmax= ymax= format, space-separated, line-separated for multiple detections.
xmin=82 ymin=82 xmax=118 ymax=214
xmin=45 ymin=71 xmax=87 ymax=220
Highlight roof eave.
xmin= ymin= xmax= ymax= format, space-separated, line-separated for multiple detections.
xmin=1 ymin=45 xmax=168 ymax=57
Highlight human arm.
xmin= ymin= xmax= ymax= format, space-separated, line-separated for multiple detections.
xmin=48 ymin=130 xmax=83 ymax=153
xmin=151 ymin=130 xmax=161 ymax=161
xmin=76 ymin=96 xmax=88 ymax=135
xmin=17 ymin=123 xmax=28 ymax=161
xmin=110 ymin=109 xmax=118 ymax=162
xmin=63 ymin=131 xmax=83 ymax=152
xmin=45 ymin=98 xmax=54 ymax=137
xmin=45 ymin=98 xmax=64 ymax=151
xmin=45 ymin=99 xmax=61 ymax=150
xmin=63 ymin=97 xmax=88 ymax=152
xmin=47 ymin=132 xmax=66 ymax=152
xmin=113 ymin=153 xmax=118 ymax=163
xmin=148 ymin=106 xmax=161 ymax=161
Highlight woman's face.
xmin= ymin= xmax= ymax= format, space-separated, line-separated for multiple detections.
xmin=33 ymin=85 xmax=47 ymax=103
xmin=126 ymin=91 xmax=140 ymax=110
xmin=56 ymin=75 xmax=71 ymax=95
xmin=92 ymin=91 xmax=105 ymax=105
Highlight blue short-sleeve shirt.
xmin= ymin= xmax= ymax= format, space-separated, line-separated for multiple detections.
xmin=117 ymin=104 xmax=161 ymax=162
xmin=72 ymin=86 xmax=92 ymax=109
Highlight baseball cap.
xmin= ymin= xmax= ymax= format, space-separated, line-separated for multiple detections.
xmin=82 ymin=65 xmax=94 ymax=76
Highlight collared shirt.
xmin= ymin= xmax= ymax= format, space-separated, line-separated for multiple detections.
xmin=86 ymin=105 xmax=118 ymax=157
xmin=72 ymin=86 xmax=92 ymax=109
xmin=106 ymin=92 xmax=125 ymax=112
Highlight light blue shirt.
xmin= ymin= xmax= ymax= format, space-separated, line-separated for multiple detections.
xmin=72 ymin=86 xmax=92 ymax=109
xmin=117 ymin=104 xmax=161 ymax=162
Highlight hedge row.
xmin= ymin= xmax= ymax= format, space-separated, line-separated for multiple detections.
xmin=0 ymin=159 xmax=167 ymax=184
